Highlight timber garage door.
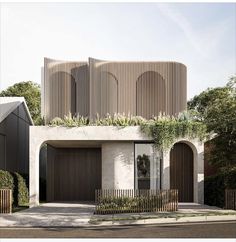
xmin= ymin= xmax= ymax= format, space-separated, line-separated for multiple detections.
xmin=170 ymin=142 xmax=193 ymax=202
xmin=47 ymin=147 xmax=101 ymax=201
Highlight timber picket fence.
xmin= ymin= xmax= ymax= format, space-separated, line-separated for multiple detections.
xmin=225 ymin=189 xmax=236 ymax=210
xmin=0 ymin=189 xmax=12 ymax=213
xmin=95 ymin=189 xmax=178 ymax=214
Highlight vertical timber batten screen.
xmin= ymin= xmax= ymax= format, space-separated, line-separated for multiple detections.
xmin=95 ymin=189 xmax=178 ymax=214
xmin=0 ymin=189 xmax=12 ymax=213
xmin=225 ymin=190 xmax=236 ymax=210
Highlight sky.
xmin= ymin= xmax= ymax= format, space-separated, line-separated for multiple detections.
xmin=0 ymin=2 xmax=235 ymax=99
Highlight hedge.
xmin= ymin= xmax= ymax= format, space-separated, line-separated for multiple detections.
xmin=204 ymin=167 xmax=236 ymax=208
xmin=0 ymin=170 xmax=29 ymax=206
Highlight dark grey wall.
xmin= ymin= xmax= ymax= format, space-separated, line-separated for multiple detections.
xmin=0 ymin=103 xmax=31 ymax=174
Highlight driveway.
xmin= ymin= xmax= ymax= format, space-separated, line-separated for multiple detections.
xmin=0 ymin=202 xmax=95 ymax=227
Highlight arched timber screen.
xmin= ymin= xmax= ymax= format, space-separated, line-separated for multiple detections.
xmin=170 ymin=142 xmax=194 ymax=202
xmin=49 ymin=71 xmax=76 ymax=121
xmin=99 ymin=71 xmax=118 ymax=117
xmin=136 ymin=71 xmax=166 ymax=119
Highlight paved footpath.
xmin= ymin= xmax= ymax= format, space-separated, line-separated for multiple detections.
xmin=0 ymin=202 xmax=236 ymax=228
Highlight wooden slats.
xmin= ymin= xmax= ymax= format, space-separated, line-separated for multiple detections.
xmin=225 ymin=190 xmax=236 ymax=210
xmin=47 ymin=147 xmax=101 ymax=202
xmin=170 ymin=142 xmax=193 ymax=202
xmin=44 ymin=58 xmax=187 ymax=123
xmin=0 ymin=189 xmax=12 ymax=214
xmin=95 ymin=189 xmax=178 ymax=214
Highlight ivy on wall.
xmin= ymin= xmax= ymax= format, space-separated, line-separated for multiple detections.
xmin=49 ymin=112 xmax=207 ymax=151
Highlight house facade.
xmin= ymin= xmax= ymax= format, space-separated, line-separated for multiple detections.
xmin=0 ymin=97 xmax=33 ymax=174
xmin=29 ymin=57 xmax=204 ymax=207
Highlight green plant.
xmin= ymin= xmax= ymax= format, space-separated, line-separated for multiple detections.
xmin=141 ymin=114 xmax=207 ymax=151
xmin=13 ymin=172 xmax=29 ymax=206
xmin=49 ymin=113 xmax=90 ymax=127
xmin=49 ymin=111 xmax=207 ymax=151
xmin=204 ymin=167 xmax=236 ymax=208
xmin=0 ymin=81 xmax=41 ymax=124
xmin=0 ymin=170 xmax=29 ymax=207
xmin=0 ymin=170 xmax=14 ymax=194
xmin=93 ymin=113 xmax=146 ymax=126
xmin=137 ymin=154 xmax=150 ymax=178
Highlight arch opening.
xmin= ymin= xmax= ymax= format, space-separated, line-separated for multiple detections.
xmin=136 ymin=71 xmax=166 ymax=119
xmin=39 ymin=140 xmax=102 ymax=203
xmin=99 ymin=71 xmax=118 ymax=117
xmin=49 ymin=71 xmax=76 ymax=121
xmin=170 ymin=142 xmax=194 ymax=202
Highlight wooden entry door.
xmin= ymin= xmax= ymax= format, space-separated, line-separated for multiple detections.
xmin=170 ymin=143 xmax=193 ymax=202
xmin=47 ymin=147 xmax=101 ymax=201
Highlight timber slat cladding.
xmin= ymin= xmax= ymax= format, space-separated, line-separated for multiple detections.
xmin=170 ymin=142 xmax=193 ymax=202
xmin=47 ymin=147 xmax=101 ymax=202
xmin=0 ymin=189 xmax=12 ymax=213
xmin=94 ymin=189 xmax=178 ymax=214
xmin=43 ymin=58 xmax=187 ymax=123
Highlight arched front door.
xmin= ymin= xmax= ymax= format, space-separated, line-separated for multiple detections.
xmin=170 ymin=142 xmax=193 ymax=202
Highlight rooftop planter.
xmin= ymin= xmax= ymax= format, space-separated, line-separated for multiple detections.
xmin=48 ymin=112 xmax=207 ymax=151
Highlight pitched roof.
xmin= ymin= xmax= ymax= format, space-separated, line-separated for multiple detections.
xmin=0 ymin=97 xmax=34 ymax=125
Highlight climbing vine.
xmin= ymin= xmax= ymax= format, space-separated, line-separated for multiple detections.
xmin=140 ymin=116 xmax=207 ymax=151
xmin=49 ymin=112 xmax=208 ymax=151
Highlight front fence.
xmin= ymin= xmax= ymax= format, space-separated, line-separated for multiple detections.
xmin=225 ymin=189 xmax=236 ymax=210
xmin=0 ymin=189 xmax=12 ymax=213
xmin=95 ymin=189 xmax=178 ymax=214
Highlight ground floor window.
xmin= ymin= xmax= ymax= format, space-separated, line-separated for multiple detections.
xmin=135 ymin=143 xmax=162 ymax=190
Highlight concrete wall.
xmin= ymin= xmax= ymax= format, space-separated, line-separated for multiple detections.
xmin=29 ymin=126 xmax=204 ymax=206
xmin=102 ymin=142 xmax=134 ymax=189
xmin=162 ymin=138 xmax=204 ymax=204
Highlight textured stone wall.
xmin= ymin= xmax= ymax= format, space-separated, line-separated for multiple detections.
xmin=102 ymin=142 xmax=134 ymax=189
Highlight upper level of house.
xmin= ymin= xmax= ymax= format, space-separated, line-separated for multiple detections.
xmin=41 ymin=57 xmax=187 ymax=123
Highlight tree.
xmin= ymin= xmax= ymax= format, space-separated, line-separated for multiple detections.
xmin=0 ymin=81 xmax=41 ymax=125
xmin=188 ymin=76 xmax=236 ymax=168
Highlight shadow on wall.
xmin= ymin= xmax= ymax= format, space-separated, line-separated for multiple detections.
xmin=71 ymin=65 xmax=89 ymax=117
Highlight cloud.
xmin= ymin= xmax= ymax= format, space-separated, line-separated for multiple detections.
xmin=157 ymin=4 xmax=208 ymax=57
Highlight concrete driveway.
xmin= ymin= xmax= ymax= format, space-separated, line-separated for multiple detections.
xmin=0 ymin=202 xmax=95 ymax=227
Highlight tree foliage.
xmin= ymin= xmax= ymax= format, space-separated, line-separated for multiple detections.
xmin=188 ymin=76 xmax=236 ymax=168
xmin=0 ymin=81 xmax=41 ymax=125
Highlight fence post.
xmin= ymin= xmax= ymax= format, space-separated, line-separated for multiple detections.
xmin=0 ymin=189 xmax=12 ymax=214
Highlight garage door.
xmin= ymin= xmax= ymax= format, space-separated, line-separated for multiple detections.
xmin=47 ymin=147 xmax=101 ymax=201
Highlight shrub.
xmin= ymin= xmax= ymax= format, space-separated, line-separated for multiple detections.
xmin=13 ymin=172 xmax=29 ymax=206
xmin=204 ymin=167 xmax=236 ymax=208
xmin=48 ymin=111 xmax=207 ymax=152
xmin=0 ymin=170 xmax=29 ymax=207
xmin=0 ymin=170 xmax=14 ymax=203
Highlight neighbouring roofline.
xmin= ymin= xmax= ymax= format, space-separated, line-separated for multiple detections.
xmin=0 ymin=97 xmax=34 ymax=125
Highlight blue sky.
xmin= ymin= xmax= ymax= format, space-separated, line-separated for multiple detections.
xmin=0 ymin=2 xmax=235 ymax=99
